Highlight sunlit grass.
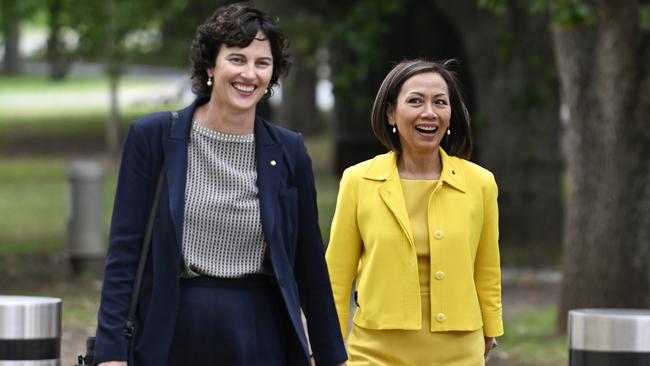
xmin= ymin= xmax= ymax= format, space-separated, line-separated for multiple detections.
xmin=493 ymin=307 xmax=567 ymax=366
xmin=0 ymin=74 xmax=172 ymax=93
xmin=0 ymin=158 xmax=117 ymax=255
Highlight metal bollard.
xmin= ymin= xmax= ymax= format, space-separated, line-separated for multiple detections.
xmin=67 ymin=160 xmax=104 ymax=276
xmin=0 ymin=296 xmax=62 ymax=366
xmin=569 ymin=308 xmax=650 ymax=366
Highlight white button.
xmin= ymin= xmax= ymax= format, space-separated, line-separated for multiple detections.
xmin=434 ymin=229 xmax=444 ymax=240
xmin=270 ymin=160 xmax=277 ymax=166
xmin=436 ymin=313 xmax=446 ymax=322
xmin=435 ymin=271 xmax=445 ymax=280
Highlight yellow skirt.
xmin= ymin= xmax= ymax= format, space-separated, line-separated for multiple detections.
xmin=347 ymin=291 xmax=485 ymax=366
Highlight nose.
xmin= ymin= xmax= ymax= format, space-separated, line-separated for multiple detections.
xmin=240 ymin=64 xmax=256 ymax=79
xmin=421 ymin=104 xmax=436 ymax=119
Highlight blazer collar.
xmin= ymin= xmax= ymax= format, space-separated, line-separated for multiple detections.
xmin=254 ymin=115 xmax=283 ymax=246
xmin=363 ymin=148 xmax=467 ymax=193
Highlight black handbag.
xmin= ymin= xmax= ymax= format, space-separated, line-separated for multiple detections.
xmin=75 ymin=111 xmax=178 ymax=365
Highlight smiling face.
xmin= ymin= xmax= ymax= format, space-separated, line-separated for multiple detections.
xmin=387 ymin=72 xmax=451 ymax=158
xmin=208 ymin=31 xmax=273 ymax=113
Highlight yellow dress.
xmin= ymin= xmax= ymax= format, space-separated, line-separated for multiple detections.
xmin=347 ymin=179 xmax=485 ymax=366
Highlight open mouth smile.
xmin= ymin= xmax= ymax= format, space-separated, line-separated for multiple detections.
xmin=233 ymin=83 xmax=256 ymax=94
xmin=415 ymin=125 xmax=439 ymax=135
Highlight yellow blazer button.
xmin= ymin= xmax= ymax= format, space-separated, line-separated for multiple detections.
xmin=433 ymin=229 xmax=444 ymax=240
xmin=436 ymin=313 xmax=446 ymax=322
xmin=435 ymin=271 xmax=445 ymax=280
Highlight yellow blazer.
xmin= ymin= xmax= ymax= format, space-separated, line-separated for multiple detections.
xmin=326 ymin=148 xmax=503 ymax=339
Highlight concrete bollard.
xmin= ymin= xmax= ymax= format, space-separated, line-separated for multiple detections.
xmin=67 ymin=160 xmax=104 ymax=276
xmin=569 ymin=308 xmax=650 ymax=366
xmin=0 ymin=296 xmax=62 ymax=366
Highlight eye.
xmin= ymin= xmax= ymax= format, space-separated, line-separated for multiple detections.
xmin=407 ymin=97 xmax=422 ymax=105
xmin=229 ymin=56 xmax=245 ymax=64
xmin=256 ymin=59 xmax=272 ymax=68
xmin=435 ymin=99 xmax=449 ymax=106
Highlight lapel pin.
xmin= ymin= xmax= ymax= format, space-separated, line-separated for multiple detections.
xmin=270 ymin=160 xmax=277 ymax=166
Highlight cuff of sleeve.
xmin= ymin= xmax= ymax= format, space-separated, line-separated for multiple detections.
xmin=93 ymin=337 xmax=129 ymax=365
xmin=482 ymin=314 xmax=504 ymax=337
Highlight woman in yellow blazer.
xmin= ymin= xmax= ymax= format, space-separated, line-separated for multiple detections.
xmin=326 ymin=60 xmax=503 ymax=365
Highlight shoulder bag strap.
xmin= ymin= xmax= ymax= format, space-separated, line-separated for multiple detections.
xmin=123 ymin=111 xmax=178 ymax=338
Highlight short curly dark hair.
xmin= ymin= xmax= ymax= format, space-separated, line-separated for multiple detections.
xmin=190 ymin=2 xmax=291 ymax=98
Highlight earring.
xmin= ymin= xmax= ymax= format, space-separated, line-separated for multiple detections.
xmin=392 ymin=125 xmax=397 ymax=134
xmin=264 ymin=88 xmax=269 ymax=95
xmin=206 ymin=76 xmax=213 ymax=87
xmin=446 ymin=128 xmax=451 ymax=136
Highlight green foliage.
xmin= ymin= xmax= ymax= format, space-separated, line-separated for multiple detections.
xmin=478 ymin=0 xmax=508 ymax=15
xmin=550 ymin=0 xmax=593 ymax=28
xmin=329 ymin=0 xmax=402 ymax=101
xmin=641 ymin=4 xmax=650 ymax=31
xmin=496 ymin=33 xmax=514 ymax=61
xmin=0 ymin=0 xmax=39 ymax=28
xmin=529 ymin=0 xmax=550 ymax=14
xmin=479 ymin=0 xmax=594 ymax=27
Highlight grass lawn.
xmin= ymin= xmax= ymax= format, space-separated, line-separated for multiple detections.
xmin=0 ymin=158 xmax=118 ymax=255
xmin=494 ymin=307 xmax=567 ymax=366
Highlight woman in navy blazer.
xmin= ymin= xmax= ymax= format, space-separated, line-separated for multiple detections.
xmin=93 ymin=3 xmax=346 ymax=366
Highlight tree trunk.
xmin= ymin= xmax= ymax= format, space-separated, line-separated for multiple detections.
xmin=277 ymin=48 xmax=322 ymax=135
xmin=47 ymin=0 xmax=69 ymax=80
xmin=555 ymin=0 xmax=650 ymax=333
xmin=1 ymin=0 xmax=22 ymax=74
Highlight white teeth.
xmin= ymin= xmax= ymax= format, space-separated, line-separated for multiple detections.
xmin=233 ymin=83 xmax=255 ymax=93
xmin=416 ymin=126 xmax=438 ymax=132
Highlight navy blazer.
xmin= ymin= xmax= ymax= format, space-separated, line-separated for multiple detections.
xmin=94 ymin=98 xmax=346 ymax=366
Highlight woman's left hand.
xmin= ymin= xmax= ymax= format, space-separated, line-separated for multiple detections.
xmin=484 ymin=337 xmax=498 ymax=360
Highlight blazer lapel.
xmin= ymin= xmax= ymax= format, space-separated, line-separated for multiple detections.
xmin=254 ymin=118 xmax=282 ymax=244
xmin=367 ymin=152 xmax=415 ymax=249
xmin=378 ymin=172 xmax=415 ymax=249
xmin=162 ymin=102 xmax=197 ymax=248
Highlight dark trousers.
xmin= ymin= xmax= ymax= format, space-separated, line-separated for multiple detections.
xmin=167 ymin=276 xmax=303 ymax=366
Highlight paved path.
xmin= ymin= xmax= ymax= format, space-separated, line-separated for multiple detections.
xmin=1 ymin=61 xmax=194 ymax=111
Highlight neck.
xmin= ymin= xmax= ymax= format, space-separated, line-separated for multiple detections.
xmin=196 ymin=100 xmax=256 ymax=134
xmin=397 ymin=148 xmax=442 ymax=180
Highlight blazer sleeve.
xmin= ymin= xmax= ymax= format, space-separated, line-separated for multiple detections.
xmin=292 ymin=135 xmax=347 ymax=366
xmin=473 ymin=173 xmax=504 ymax=337
xmin=94 ymin=121 xmax=156 ymax=363
xmin=325 ymin=168 xmax=363 ymax=340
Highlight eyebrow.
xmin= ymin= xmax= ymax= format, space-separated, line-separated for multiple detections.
xmin=406 ymin=91 xmax=448 ymax=98
xmin=226 ymin=52 xmax=273 ymax=61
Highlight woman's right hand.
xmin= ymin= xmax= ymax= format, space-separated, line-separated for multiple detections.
xmin=97 ymin=362 xmax=127 ymax=366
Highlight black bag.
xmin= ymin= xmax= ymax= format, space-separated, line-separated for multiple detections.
xmin=75 ymin=112 xmax=177 ymax=365
xmin=75 ymin=337 xmax=95 ymax=365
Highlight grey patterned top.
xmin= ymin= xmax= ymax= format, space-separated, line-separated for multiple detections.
xmin=181 ymin=121 xmax=266 ymax=278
